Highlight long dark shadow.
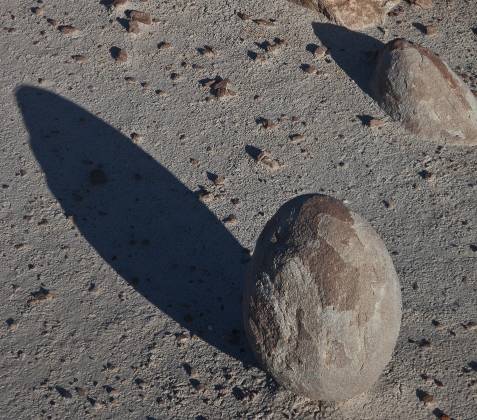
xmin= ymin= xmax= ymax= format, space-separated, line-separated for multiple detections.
xmin=312 ymin=22 xmax=384 ymax=96
xmin=16 ymin=86 xmax=251 ymax=361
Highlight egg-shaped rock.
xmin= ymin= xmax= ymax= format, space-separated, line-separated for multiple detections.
xmin=290 ymin=0 xmax=399 ymax=30
xmin=243 ymin=195 xmax=401 ymax=401
xmin=370 ymin=39 xmax=477 ymax=146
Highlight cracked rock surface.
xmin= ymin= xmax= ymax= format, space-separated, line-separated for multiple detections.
xmin=244 ymin=195 xmax=402 ymax=401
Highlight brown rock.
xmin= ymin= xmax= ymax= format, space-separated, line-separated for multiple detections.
xmin=31 ymin=6 xmax=44 ymax=16
xmin=290 ymin=0 xmax=399 ymax=29
xmin=129 ymin=10 xmax=152 ymax=25
xmin=58 ymin=25 xmax=80 ymax=36
xmin=424 ymin=24 xmax=438 ymax=36
xmin=371 ymin=39 xmax=477 ymax=145
xmin=71 ymin=55 xmax=88 ymax=64
xmin=243 ymin=195 xmax=402 ymax=401
xmin=127 ymin=20 xmax=140 ymax=34
xmin=111 ymin=0 xmax=129 ymax=9
xmin=410 ymin=0 xmax=433 ymax=9
xmin=157 ymin=41 xmax=172 ymax=50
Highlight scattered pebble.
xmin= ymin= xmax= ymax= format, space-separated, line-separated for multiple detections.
xmin=418 ymin=169 xmax=433 ymax=180
xmin=410 ymin=0 xmax=433 ymax=9
xmin=236 ymin=12 xmax=250 ymax=20
xmin=416 ymin=389 xmax=434 ymax=405
xmin=55 ymin=385 xmax=72 ymax=399
xmin=462 ymin=321 xmax=477 ymax=331
xmin=289 ymin=133 xmax=304 ymax=144
xmin=111 ymin=0 xmax=129 ymax=9
xmin=127 ymin=20 xmax=140 ymax=34
xmin=209 ymin=173 xmax=225 ymax=186
xmin=198 ymin=190 xmax=213 ymax=203
xmin=157 ymin=41 xmax=172 ymax=50
xmin=314 ymin=46 xmax=328 ymax=58
xmin=5 ymin=318 xmax=17 ymax=331
xmin=261 ymin=38 xmax=286 ymax=53
xmin=111 ymin=47 xmax=128 ymax=62
xmin=382 ymin=198 xmax=395 ymax=209
xmin=301 ymin=63 xmax=320 ymax=75
xmin=189 ymin=378 xmax=204 ymax=391
xmin=129 ymin=10 xmax=152 ymax=25
xmin=424 ymin=24 xmax=438 ymax=36
xmin=28 ymin=287 xmax=54 ymax=305
xmin=259 ymin=118 xmax=277 ymax=130
xmin=256 ymin=150 xmax=282 ymax=171
xmin=31 ymin=6 xmax=44 ymax=16
xmin=58 ymin=25 xmax=79 ymax=36
xmin=367 ymin=118 xmax=386 ymax=128
xmin=223 ymin=214 xmax=237 ymax=225
xmin=130 ymin=132 xmax=142 ymax=142
xmin=71 ymin=54 xmax=88 ymax=64
xmin=198 ymin=45 xmax=216 ymax=57
xmin=47 ymin=18 xmax=58 ymax=27
xmin=205 ymin=77 xmax=236 ymax=98
xmin=253 ymin=18 xmax=275 ymax=26
xmin=124 ymin=76 xmax=136 ymax=83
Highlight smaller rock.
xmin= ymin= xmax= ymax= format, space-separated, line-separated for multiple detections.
xmin=259 ymin=118 xmax=277 ymax=129
xmin=301 ymin=63 xmax=320 ymax=75
xmin=46 ymin=18 xmax=58 ymax=27
xmin=256 ymin=150 xmax=282 ymax=171
xmin=223 ymin=214 xmax=238 ymax=225
xmin=209 ymin=77 xmax=236 ymax=98
xmin=58 ymin=25 xmax=80 ymax=36
xmin=111 ymin=0 xmax=129 ymax=9
xmin=236 ymin=11 xmax=250 ymax=20
xmin=127 ymin=20 xmax=140 ymax=34
xmin=198 ymin=45 xmax=216 ymax=57
xmin=111 ymin=47 xmax=128 ymax=62
xmin=289 ymin=133 xmax=304 ymax=144
xmin=5 ymin=318 xmax=17 ymax=331
xmin=368 ymin=118 xmax=386 ymax=128
xmin=158 ymin=41 xmax=172 ymax=50
xmin=31 ymin=6 xmax=44 ymax=16
xmin=130 ymin=132 xmax=142 ymax=142
xmin=417 ymin=389 xmax=434 ymax=405
xmin=129 ymin=10 xmax=152 ymax=25
xmin=71 ymin=54 xmax=88 ymax=64
xmin=28 ymin=287 xmax=54 ymax=305
xmin=252 ymin=18 xmax=275 ymax=26
xmin=410 ymin=0 xmax=433 ymax=9
xmin=314 ymin=45 xmax=328 ymax=58
xmin=424 ymin=24 xmax=438 ymax=36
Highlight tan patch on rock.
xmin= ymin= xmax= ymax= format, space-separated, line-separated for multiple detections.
xmin=298 ymin=195 xmax=353 ymax=224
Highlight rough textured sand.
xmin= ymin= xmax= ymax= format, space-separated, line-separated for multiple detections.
xmin=1 ymin=0 xmax=476 ymax=419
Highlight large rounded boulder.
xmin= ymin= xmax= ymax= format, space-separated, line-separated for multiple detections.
xmin=243 ymin=195 xmax=402 ymax=401
xmin=291 ymin=0 xmax=399 ymax=29
xmin=371 ymin=39 xmax=477 ymax=146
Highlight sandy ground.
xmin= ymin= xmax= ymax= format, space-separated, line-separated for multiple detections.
xmin=1 ymin=0 xmax=476 ymax=419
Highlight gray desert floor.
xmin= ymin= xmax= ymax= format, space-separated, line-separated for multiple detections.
xmin=0 ymin=0 xmax=476 ymax=419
